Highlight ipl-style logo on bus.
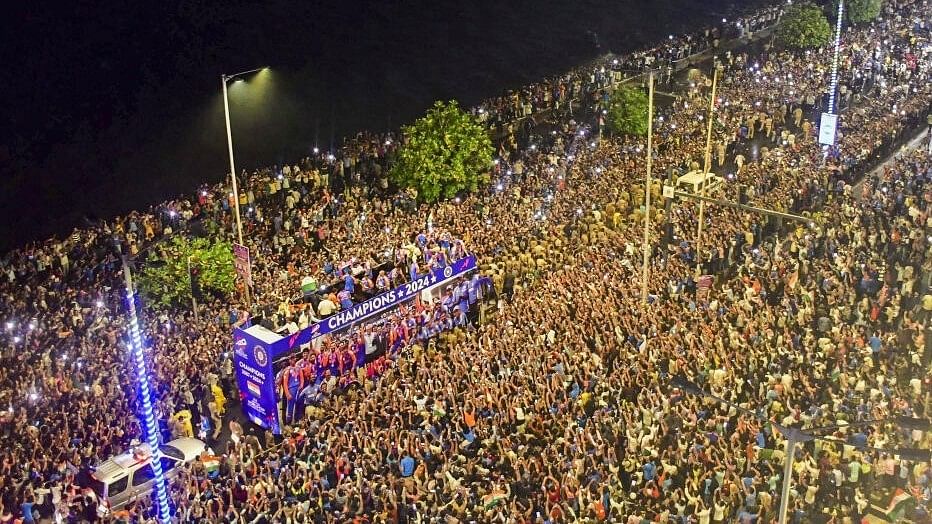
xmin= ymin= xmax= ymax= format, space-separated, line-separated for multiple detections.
xmin=234 ymin=337 xmax=248 ymax=359
xmin=443 ymin=266 xmax=453 ymax=278
xmin=254 ymin=345 xmax=268 ymax=367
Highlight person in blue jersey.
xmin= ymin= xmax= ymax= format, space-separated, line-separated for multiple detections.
xmin=280 ymin=361 xmax=305 ymax=424
xmin=337 ymin=289 xmax=353 ymax=310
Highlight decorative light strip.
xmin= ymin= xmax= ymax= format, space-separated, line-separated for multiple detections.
xmin=125 ymin=288 xmax=172 ymax=522
xmin=827 ymin=0 xmax=844 ymax=114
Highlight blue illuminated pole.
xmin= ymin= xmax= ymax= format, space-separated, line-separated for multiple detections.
xmin=119 ymin=250 xmax=172 ymax=523
xmin=821 ymin=0 xmax=844 ymax=167
xmin=827 ymin=0 xmax=844 ymax=114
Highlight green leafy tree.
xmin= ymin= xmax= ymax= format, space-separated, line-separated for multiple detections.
xmin=390 ymin=100 xmax=494 ymax=202
xmin=606 ymin=85 xmax=650 ymax=137
xmin=139 ymin=236 xmax=235 ymax=307
xmin=827 ymin=0 xmax=883 ymax=23
xmin=777 ymin=3 xmax=833 ymax=49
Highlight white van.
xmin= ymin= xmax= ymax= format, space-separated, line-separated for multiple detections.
xmin=86 ymin=437 xmax=210 ymax=515
xmin=675 ymin=170 xmax=723 ymax=194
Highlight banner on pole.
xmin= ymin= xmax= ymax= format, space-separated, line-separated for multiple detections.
xmin=233 ymin=243 xmax=252 ymax=285
xmin=818 ymin=113 xmax=838 ymax=146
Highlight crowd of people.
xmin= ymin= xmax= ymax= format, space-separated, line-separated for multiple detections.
xmin=0 ymin=0 xmax=931 ymax=522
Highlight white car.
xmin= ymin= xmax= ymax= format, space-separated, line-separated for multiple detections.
xmin=675 ymin=170 xmax=724 ymax=195
xmin=86 ymin=437 xmax=211 ymax=515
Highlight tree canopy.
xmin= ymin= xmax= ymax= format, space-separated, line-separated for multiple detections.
xmin=138 ymin=236 xmax=235 ymax=308
xmin=389 ymin=100 xmax=494 ymax=203
xmin=827 ymin=0 xmax=883 ymax=24
xmin=606 ymin=85 xmax=650 ymax=137
xmin=777 ymin=3 xmax=833 ymax=49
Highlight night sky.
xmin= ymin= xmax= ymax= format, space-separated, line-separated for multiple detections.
xmin=0 ymin=0 xmax=754 ymax=253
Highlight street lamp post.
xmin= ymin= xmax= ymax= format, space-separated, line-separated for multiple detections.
xmin=694 ymin=66 xmax=719 ymax=277
xmin=641 ymin=71 xmax=655 ymax=306
xmin=221 ymin=67 xmax=266 ymax=306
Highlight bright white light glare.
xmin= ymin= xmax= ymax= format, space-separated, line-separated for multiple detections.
xmin=13 ymin=337 xmax=21 ymax=343
xmin=28 ymin=393 xmax=37 ymax=401
xmin=96 ymin=300 xmax=103 ymax=308
xmin=313 ymin=147 xmax=319 ymax=154
xmin=201 ymin=191 xmax=208 ymax=197
xmin=496 ymin=183 xmax=504 ymax=191
xmin=454 ymin=197 xmax=461 ymax=204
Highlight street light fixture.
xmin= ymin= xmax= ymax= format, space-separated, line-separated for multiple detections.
xmin=221 ymin=66 xmax=268 ymax=306
xmin=671 ymin=376 xmax=931 ymax=524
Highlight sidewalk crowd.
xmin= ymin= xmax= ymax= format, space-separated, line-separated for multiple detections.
xmin=0 ymin=0 xmax=931 ymax=522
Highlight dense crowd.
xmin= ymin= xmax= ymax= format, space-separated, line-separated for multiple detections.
xmin=1 ymin=0 xmax=931 ymax=522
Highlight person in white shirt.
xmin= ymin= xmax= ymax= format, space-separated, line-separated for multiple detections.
xmin=317 ymin=297 xmax=337 ymax=317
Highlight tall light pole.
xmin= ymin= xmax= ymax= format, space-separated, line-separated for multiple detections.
xmin=115 ymin=240 xmax=172 ymax=523
xmin=819 ymin=0 xmax=844 ymax=165
xmin=221 ymin=67 xmax=266 ymax=306
xmin=694 ymin=67 xmax=719 ymax=277
xmin=641 ymin=71 xmax=655 ymax=305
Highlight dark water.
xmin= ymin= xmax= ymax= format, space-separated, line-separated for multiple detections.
xmin=0 ymin=0 xmax=756 ymax=252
